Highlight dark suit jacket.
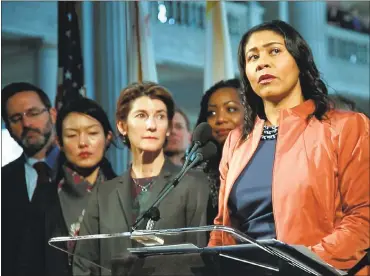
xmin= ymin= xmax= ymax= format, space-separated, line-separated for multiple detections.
xmin=2 ymin=155 xmax=59 ymax=275
xmin=73 ymin=159 xmax=209 ymax=275
xmin=2 ymin=156 xmax=28 ymax=275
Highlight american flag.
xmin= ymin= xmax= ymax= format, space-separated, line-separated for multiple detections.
xmin=56 ymin=1 xmax=85 ymax=110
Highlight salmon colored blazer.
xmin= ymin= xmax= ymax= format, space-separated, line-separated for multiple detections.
xmin=208 ymin=100 xmax=369 ymax=274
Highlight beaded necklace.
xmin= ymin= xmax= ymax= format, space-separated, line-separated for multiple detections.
xmin=261 ymin=125 xmax=279 ymax=140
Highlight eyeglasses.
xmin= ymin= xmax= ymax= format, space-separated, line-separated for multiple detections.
xmin=8 ymin=107 xmax=49 ymax=124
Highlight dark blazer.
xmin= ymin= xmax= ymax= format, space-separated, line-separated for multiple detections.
xmin=73 ymin=159 xmax=209 ymax=275
xmin=2 ymin=155 xmax=58 ymax=276
xmin=2 ymin=156 xmax=28 ymax=275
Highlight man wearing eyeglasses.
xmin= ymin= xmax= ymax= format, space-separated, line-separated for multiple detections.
xmin=1 ymin=82 xmax=59 ymax=276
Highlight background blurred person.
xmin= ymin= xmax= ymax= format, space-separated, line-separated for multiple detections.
xmin=209 ymin=20 xmax=369 ymax=275
xmin=164 ymin=107 xmax=192 ymax=166
xmin=195 ymin=78 xmax=244 ymax=226
xmin=1 ymin=82 xmax=59 ymax=276
xmin=46 ymin=97 xmax=116 ymax=276
xmin=73 ymin=82 xmax=209 ymax=275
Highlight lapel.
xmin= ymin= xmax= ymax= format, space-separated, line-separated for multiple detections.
xmin=224 ymin=119 xmax=265 ymax=206
xmin=115 ymin=171 xmax=133 ymax=229
xmin=12 ymin=155 xmax=29 ymax=206
xmin=115 ymin=158 xmax=175 ymax=229
xmin=3 ymin=155 xmax=28 ymax=245
xmin=222 ymin=100 xmax=315 ymax=207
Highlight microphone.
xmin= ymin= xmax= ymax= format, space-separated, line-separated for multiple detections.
xmin=184 ymin=122 xmax=213 ymax=169
xmin=187 ymin=141 xmax=218 ymax=168
xmin=192 ymin=122 xmax=213 ymax=146
xmin=131 ymin=140 xmax=218 ymax=231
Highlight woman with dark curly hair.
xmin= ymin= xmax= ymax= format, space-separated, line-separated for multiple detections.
xmin=208 ymin=20 xmax=369 ymax=275
xmin=195 ymin=79 xmax=244 ymax=226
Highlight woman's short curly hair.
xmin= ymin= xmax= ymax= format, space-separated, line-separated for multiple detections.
xmin=116 ymin=82 xmax=175 ymax=148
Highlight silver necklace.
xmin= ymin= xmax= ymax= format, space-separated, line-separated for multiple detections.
xmin=132 ymin=178 xmax=154 ymax=192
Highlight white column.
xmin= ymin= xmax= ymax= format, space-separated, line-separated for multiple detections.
xmin=248 ymin=2 xmax=265 ymax=28
xmin=279 ymin=1 xmax=289 ymax=23
xmin=94 ymin=1 xmax=131 ymax=175
xmin=37 ymin=43 xmax=58 ymax=106
xmin=81 ymin=1 xmax=95 ymax=100
xmin=291 ymin=1 xmax=327 ymax=75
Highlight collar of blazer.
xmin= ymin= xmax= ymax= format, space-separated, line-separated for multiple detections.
xmin=115 ymin=158 xmax=181 ymax=229
xmin=119 ymin=158 xmax=178 ymax=184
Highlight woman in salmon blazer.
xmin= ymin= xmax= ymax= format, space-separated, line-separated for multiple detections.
xmin=208 ymin=20 xmax=369 ymax=275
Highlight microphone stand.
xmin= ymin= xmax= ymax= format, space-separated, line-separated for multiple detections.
xmin=131 ymin=153 xmax=203 ymax=231
xmin=183 ymin=141 xmax=201 ymax=168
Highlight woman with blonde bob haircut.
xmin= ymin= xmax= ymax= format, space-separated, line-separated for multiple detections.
xmin=73 ymin=82 xmax=209 ymax=275
xmin=209 ymin=20 xmax=369 ymax=275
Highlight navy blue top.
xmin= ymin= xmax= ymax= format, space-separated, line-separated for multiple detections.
xmin=228 ymin=139 xmax=277 ymax=240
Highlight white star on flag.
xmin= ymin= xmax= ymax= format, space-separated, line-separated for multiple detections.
xmin=57 ymin=2 xmax=86 ymax=110
xmin=65 ymin=70 xmax=72 ymax=80
xmin=79 ymin=86 xmax=86 ymax=97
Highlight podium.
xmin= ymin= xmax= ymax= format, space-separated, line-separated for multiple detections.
xmin=49 ymin=225 xmax=347 ymax=276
